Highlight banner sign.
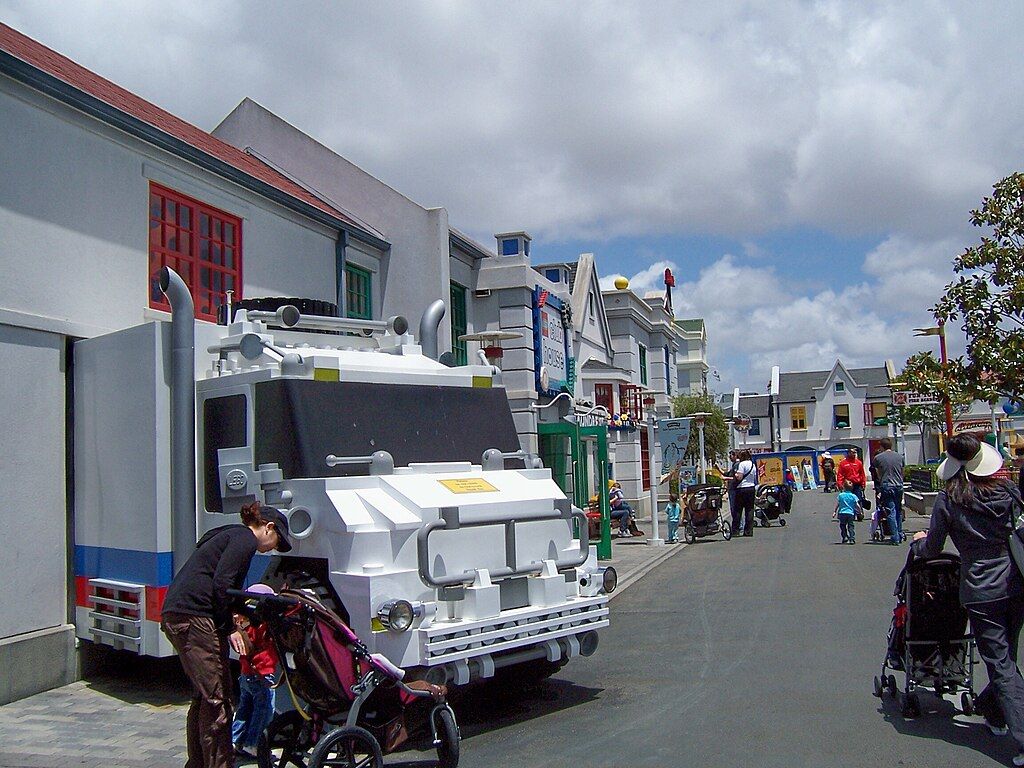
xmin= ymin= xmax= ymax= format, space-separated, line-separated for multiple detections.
xmin=658 ymin=417 xmax=693 ymax=472
xmin=892 ymin=391 xmax=941 ymax=407
xmin=954 ymin=419 xmax=992 ymax=435
xmin=533 ymin=287 xmax=572 ymax=398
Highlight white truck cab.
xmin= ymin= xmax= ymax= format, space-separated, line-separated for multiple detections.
xmin=73 ymin=269 xmax=612 ymax=685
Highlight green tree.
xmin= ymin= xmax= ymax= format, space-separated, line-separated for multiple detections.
xmin=933 ymin=173 xmax=1024 ymax=401
xmin=892 ymin=351 xmax=973 ymax=458
xmin=671 ymin=392 xmax=729 ymax=464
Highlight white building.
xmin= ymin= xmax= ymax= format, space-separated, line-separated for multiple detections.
xmin=674 ymin=318 xmax=709 ymax=395
xmin=775 ymin=361 xmax=893 ymax=464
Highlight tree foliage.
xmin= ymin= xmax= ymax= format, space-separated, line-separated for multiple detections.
xmin=671 ymin=392 xmax=729 ymax=463
xmin=933 ymin=173 xmax=1024 ymax=400
xmin=893 ymin=351 xmax=973 ymax=431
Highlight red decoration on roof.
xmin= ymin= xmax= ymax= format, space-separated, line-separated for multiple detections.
xmin=664 ymin=268 xmax=675 ymax=287
xmin=537 ymin=289 xmax=549 ymax=308
xmin=0 ymin=23 xmax=367 ymax=235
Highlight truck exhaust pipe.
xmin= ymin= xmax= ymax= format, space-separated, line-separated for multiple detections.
xmin=158 ymin=267 xmax=196 ymax=576
xmin=418 ymin=299 xmax=446 ymax=360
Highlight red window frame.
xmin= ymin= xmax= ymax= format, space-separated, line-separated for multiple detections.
xmin=149 ymin=183 xmax=243 ymax=322
xmin=594 ymin=383 xmax=614 ymax=415
xmin=619 ymin=384 xmax=644 ymax=421
xmin=640 ymin=429 xmax=651 ymax=490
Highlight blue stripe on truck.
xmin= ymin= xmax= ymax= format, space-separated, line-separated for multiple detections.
xmin=74 ymin=545 xmax=174 ymax=586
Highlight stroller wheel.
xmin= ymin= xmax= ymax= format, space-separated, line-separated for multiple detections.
xmin=721 ymin=523 xmax=732 ymax=541
xmin=684 ymin=526 xmax=696 ymax=545
xmin=258 ymin=710 xmax=315 ymax=768
xmin=901 ymin=693 xmax=921 ymax=718
xmin=309 ymin=726 xmax=383 ymax=768
xmin=779 ymin=517 xmax=787 ymax=527
xmin=886 ymin=675 xmax=898 ymax=698
xmin=961 ymin=691 xmax=975 ymax=716
xmin=872 ymin=676 xmax=883 ymax=698
xmin=433 ymin=705 xmax=461 ymax=768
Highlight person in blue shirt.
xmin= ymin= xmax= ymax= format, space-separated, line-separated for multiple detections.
xmin=665 ymin=494 xmax=682 ymax=543
xmin=833 ymin=481 xmax=862 ymax=544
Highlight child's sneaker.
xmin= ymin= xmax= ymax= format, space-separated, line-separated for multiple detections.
xmin=1012 ymin=751 xmax=1024 ymax=766
xmin=987 ymin=722 xmax=1008 ymax=736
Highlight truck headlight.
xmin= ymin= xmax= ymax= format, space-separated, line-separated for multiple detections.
xmin=378 ymin=600 xmax=415 ymax=632
xmin=601 ymin=566 xmax=618 ymax=594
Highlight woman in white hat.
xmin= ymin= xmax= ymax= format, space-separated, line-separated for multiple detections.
xmin=913 ymin=434 xmax=1024 ymax=762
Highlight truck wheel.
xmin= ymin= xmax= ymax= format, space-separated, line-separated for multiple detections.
xmin=433 ymin=706 xmax=461 ymax=768
xmin=309 ymin=726 xmax=382 ymax=768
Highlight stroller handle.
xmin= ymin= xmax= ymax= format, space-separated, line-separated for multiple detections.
xmin=226 ymin=589 xmax=298 ymax=607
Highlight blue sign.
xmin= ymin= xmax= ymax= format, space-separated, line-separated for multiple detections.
xmin=533 ymin=287 xmax=573 ymax=397
xmin=658 ymin=417 xmax=693 ymax=471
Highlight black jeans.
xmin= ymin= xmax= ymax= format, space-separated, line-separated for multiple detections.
xmin=732 ymin=487 xmax=755 ymax=534
xmin=968 ymin=598 xmax=1024 ymax=749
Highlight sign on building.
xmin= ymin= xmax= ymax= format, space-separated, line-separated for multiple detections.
xmin=892 ymin=391 xmax=941 ymax=407
xmin=533 ymin=287 xmax=573 ymax=398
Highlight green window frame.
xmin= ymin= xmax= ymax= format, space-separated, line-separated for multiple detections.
xmin=450 ymin=281 xmax=468 ymax=366
xmin=345 ymin=263 xmax=372 ymax=320
xmin=639 ymin=344 xmax=648 ymax=386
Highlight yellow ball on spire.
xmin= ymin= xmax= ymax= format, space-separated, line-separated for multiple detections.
xmin=613 ymin=276 xmax=629 ymax=290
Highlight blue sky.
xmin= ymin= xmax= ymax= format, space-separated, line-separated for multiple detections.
xmin=4 ymin=1 xmax=1017 ymax=390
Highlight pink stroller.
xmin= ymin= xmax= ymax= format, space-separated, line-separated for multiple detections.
xmin=234 ymin=589 xmax=460 ymax=768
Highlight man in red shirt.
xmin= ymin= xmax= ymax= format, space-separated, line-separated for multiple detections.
xmin=836 ymin=448 xmax=867 ymax=508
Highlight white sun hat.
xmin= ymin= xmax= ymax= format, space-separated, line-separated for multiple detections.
xmin=936 ymin=441 xmax=1004 ymax=481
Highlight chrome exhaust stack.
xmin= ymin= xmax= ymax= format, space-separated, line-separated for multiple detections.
xmin=158 ymin=267 xmax=196 ymax=576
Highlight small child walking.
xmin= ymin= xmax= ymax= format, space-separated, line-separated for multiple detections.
xmin=231 ymin=584 xmax=280 ymax=760
xmin=665 ymin=494 xmax=682 ymax=543
xmin=832 ymin=481 xmax=862 ymax=545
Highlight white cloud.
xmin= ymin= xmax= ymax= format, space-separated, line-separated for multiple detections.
xmin=616 ymin=242 xmax=965 ymax=391
xmin=2 ymin=1 xmax=1021 ymax=242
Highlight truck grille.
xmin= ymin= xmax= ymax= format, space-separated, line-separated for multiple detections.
xmin=422 ymin=596 xmax=608 ymax=664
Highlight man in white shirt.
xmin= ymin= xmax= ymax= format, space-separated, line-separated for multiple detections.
xmin=732 ymin=449 xmax=758 ymax=537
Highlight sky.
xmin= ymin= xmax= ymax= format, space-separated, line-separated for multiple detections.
xmin=4 ymin=1 xmax=1022 ymax=392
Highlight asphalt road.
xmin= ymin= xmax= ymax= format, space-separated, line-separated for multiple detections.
xmin=440 ymin=489 xmax=1018 ymax=768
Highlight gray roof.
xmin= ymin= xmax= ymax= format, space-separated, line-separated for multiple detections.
xmin=723 ymin=395 xmax=771 ymax=419
xmin=777 ymin=365 xmax=890 ymax=403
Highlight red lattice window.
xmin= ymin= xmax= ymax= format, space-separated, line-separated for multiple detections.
xmin=594 ymin=383 xmax=614 ymax=414
xmin=640 ymin=429 xmax=651 ymax=490
xmin=149 ymin=184 xmax=242 ymax=322
xmin=619 ymin=384 xmax=644 ymax=421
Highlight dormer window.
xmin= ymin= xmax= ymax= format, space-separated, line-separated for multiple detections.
xmin=834 ymin=381 xmax=845 ymax=393
xmin=545 ymin=268 xmax=562 ymax=283
xmin=501 ymin=238 xmax=519 ymax=256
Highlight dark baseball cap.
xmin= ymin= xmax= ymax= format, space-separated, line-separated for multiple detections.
xmin=259 ymin=505 xmax=293 ymax=552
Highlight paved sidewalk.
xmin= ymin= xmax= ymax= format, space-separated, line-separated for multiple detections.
xmin=0 ymin=537 xmax=682 ymax=768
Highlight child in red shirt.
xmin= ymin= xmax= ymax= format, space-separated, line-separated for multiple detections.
xmin=231 ymin=584 xmax=279 ymax=759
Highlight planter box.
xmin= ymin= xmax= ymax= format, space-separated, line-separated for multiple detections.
xmin=904 ymin=490 xmax=938 ymax=517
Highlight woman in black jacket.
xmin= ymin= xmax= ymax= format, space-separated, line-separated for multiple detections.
xmin=913 ymin=434 xmax=1024 ymax=764
xmin=161 ymin=502 xmax=292 ymax=768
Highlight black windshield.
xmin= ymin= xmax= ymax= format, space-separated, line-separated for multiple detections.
xmin=253 ymin=379 xmax=521 ymax=479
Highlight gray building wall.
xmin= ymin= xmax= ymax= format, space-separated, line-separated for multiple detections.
xmin=212 ymin=99 xmax=455 ymax=341
xmin=0 ymin=74 xmax=367 ymax=703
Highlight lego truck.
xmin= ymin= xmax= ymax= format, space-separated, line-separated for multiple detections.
xmin=72 ymin=268 xmax=614 ymax=685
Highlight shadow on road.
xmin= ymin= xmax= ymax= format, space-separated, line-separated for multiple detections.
xmin=81 ymin=644 xmax=192 ymax=706
xmin=877 ymin=694 xmax=1013 ymax=765
xmin=451 ymin=675 xmax=604 ymax=738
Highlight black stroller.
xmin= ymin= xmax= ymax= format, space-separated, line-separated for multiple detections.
xmin=231 ymin=589 xmax=460 ymax=768
xmin=872 ymin=551 xmax=976 ymax=718
xmin=754 ymin=485 xmax=791 ymax=527
xmin=682 ymin=484 xmax=731 ymax=543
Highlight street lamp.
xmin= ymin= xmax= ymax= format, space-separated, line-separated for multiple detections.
xmin=690 ymin=412 xmax=713 ymax=484
xmin=642 ymin=393 xmax=663 ymax=547
xmin=913 ymin=322 xmax=954 ymax=441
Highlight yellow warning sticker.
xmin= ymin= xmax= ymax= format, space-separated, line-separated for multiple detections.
xmin=438 ymin=478 xmax=499 ymax=494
